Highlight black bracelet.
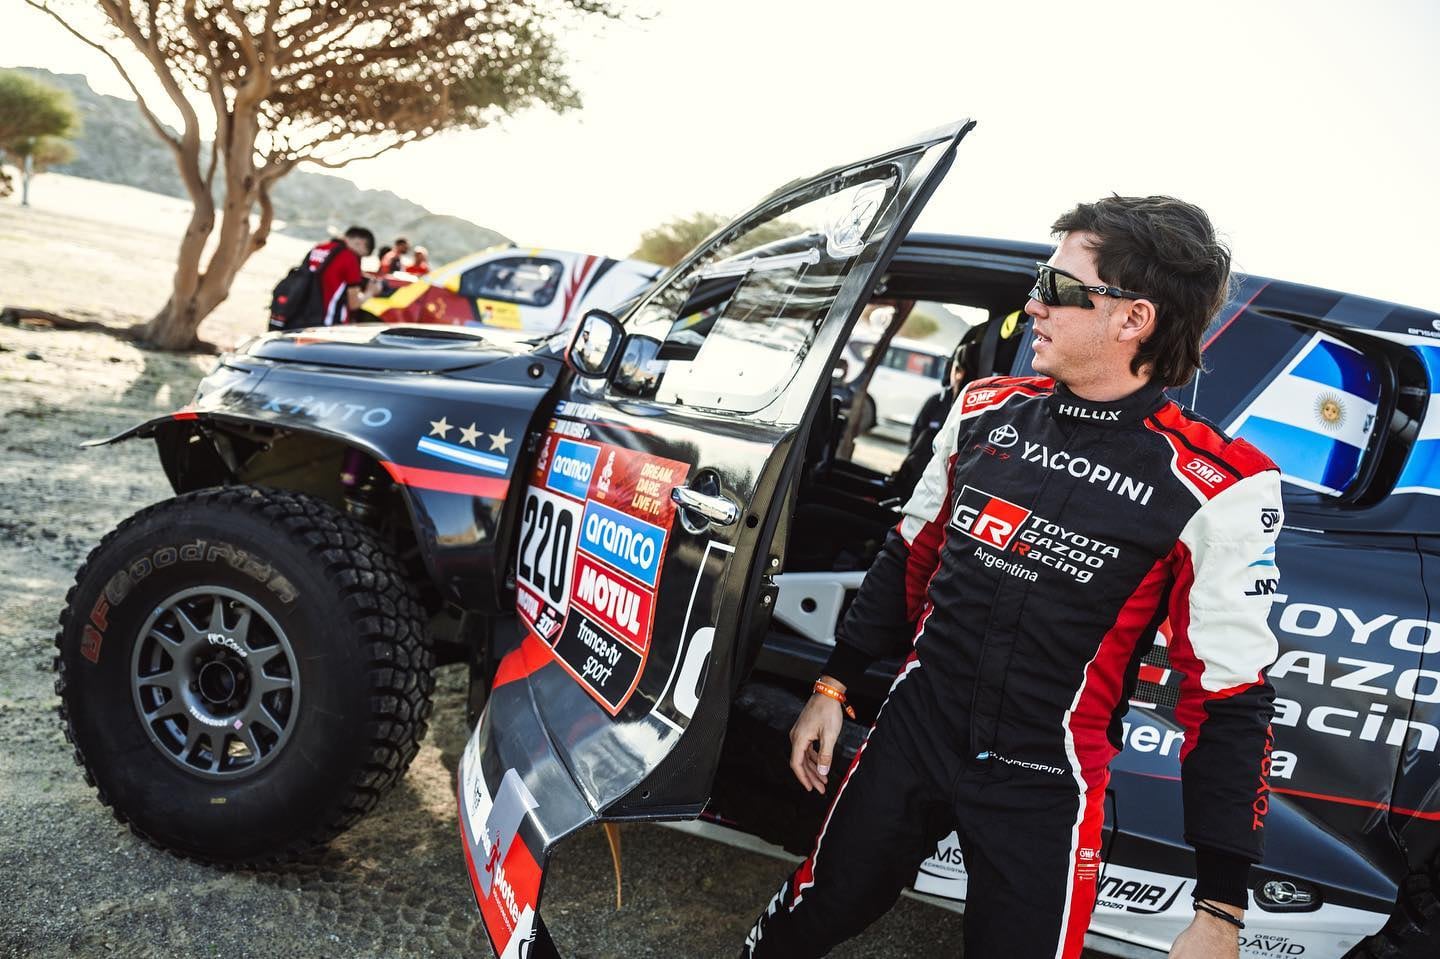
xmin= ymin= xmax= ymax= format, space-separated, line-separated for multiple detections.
xmin=1193 ymin=898 xmax=1245 ymax=930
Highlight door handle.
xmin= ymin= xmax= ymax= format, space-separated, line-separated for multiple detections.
xmin=671 ymin=485 xmax=739 ymax=527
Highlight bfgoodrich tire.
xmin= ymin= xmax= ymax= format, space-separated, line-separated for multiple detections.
xmin=54 ymin=486 xmax=435 ymax=865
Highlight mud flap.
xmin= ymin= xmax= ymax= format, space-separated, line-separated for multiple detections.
xmin=458 ymin=637 xmax=595 ymax=959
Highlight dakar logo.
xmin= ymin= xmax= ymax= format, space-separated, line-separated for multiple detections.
xmin=1260 ymin=508 xmax=1281 ymax=533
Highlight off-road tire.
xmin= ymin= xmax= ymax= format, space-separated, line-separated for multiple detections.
xmin=54 ymin=486 xmax=435 ymax=865
xmin=1345 ymin=855 xmax=1440 ymax=958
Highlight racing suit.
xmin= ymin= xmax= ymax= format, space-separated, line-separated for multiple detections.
xmin=744 ymin=376 xmax=1282 ymax=958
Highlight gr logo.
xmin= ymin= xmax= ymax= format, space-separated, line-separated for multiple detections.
xmin=951 ymin=485 xmax=1032 ymax=550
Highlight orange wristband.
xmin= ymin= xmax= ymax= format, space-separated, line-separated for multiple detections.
xmin=813 ymin=680 xmax=856 ymax=720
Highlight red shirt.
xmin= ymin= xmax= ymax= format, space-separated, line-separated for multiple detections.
xmin=378 ymin=250 xmax=407 ymax=275
xmin=308 ymin=240 xmax=363 ymax=324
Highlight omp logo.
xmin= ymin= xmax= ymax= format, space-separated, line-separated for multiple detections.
xmin=950 ymin=486 xmax=1031 ymax=549
xmin=546 ymin=439 xmax=599 ymax=499
xmin=965 ymin=388 xmax=999 ymax=407
xmin=1184 ymin=458 xmax=1226 ymax=487
xmin=987 ymin=424 xmax=1018 ymax=448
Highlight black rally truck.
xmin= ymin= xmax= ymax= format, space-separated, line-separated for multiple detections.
xmin=58 ymin=122 xmax=1440 ymax=958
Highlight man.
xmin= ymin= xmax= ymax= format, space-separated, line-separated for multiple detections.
xmin=379 ymin=236 xmax=410 ymax=275
xmin=316 ymin=226 xmax=381 ymax=325
xmin=890 ymin=329 xmax=981 ymax=498
xmin=743 ymin=196 xmax=1281 ymax=959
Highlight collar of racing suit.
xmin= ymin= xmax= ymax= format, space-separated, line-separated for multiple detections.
xmin=1045 ymin=379 xmax=1168 ymax=428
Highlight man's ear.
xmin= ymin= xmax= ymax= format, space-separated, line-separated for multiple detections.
xmin=1115 ymin=299 xmax=1156 ymax=345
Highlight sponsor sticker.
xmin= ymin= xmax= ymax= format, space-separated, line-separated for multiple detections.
xmin=570 ymin=552 xmax=655 ymax=651
xmin=515 ymin=486 xmax=582 ymax=629
xmin=545 ymin=438 xmax=599 ymax=499
xmin=578 ymin=500 xmax=666 ymax=589
xmin=458 ymin=747 xmax=544 ymax=958
xmin=551 ymin=609 xmax=646 ymax=713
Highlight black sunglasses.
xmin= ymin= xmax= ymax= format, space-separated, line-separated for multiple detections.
xmin=1030 ymin=262 xmax=1154 ymax=309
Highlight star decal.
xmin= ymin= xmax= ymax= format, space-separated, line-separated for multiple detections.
xmin=428 ymin=416 xmax=452 ymax=438
xmin=488 ymin=428 xmax=511 ymax=454
xmin=458 ymin=422 xmax=482 ymax=447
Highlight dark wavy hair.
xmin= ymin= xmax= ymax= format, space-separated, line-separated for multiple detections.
xmin=1052 ymin=196 xmax=1231 ymax=387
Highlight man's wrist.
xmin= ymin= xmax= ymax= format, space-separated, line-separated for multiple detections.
xmin=816 ymin=674 xmax=847 ymax=695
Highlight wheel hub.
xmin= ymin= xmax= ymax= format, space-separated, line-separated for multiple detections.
xmin=130 ymin=586 xmax=300 ymax=779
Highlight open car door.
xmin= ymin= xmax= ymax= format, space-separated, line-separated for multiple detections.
xmin=458 ymin=120 xmax=974 ymax=957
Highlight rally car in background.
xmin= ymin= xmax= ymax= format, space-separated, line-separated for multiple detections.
xmin=57 ymin=122 xmax=1439 ymax=959
xmin=359 ymin=246 xmax=661 ymax=332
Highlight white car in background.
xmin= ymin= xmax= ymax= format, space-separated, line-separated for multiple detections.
xmin=842 ymin=335 xmax=950 ymax=438
xmin=360 ymin=247 xmax=662 ymax=333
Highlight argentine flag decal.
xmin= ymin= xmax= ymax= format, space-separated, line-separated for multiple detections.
xmin=1226 ymin=333 xmax=1380 ymax=495
xmin=1394 ymin=344 xmax=1440 ymax=496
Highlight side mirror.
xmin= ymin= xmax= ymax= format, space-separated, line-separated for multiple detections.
xmin=566 ymin=309 xmax=624 ymax=379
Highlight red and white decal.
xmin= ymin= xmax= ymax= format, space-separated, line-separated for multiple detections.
xmin=514 ymin=428 xmax=690 ymax=714
xmin=569 ymin=552 xmax=655 ymax=652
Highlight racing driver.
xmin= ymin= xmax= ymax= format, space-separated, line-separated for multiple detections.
xmin=742 ymin=196 xmax=1281 ymax=959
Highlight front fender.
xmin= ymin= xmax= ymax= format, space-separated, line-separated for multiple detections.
xmin=87 ymin=356 xmax=562 ymax=612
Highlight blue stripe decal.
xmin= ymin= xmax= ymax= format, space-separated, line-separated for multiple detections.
xmin=1396 ymin=438 xmax=1440 ymax=494
xmin=415 ymin=436 xmax=509 ymax=474
xmin=1290 ymin=339 xmax=1381 ymax=400
xmin=1235 ymin=416 xmax=1363 ymax=492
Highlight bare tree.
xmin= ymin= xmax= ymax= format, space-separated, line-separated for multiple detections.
xmin=25 ymin=0 xmax=621 ymax=349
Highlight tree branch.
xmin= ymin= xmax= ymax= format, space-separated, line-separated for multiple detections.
xmin=301 ymin=132 xmax=425 ymax=170
xmin=22 ymin=0 xmax=181 ymax=151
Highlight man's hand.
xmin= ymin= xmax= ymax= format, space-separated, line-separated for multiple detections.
xmin=1170 ymin=903 xmax=1243 ymax=958
xmin=789 ymin=677 xmax=845 ymax=794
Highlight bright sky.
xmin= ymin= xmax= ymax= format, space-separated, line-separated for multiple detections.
xmin=4 ymin=0 xmax=1437 ymax=309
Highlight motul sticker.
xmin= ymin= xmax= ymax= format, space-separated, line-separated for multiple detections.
xmin=570 ymin=552 xmax=655 ymax=652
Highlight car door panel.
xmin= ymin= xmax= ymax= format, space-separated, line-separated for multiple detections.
xmin=457 ymin=120 xmax=974 ymax=957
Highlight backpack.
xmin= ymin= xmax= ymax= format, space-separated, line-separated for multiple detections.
xmin=269 ymin=242 xmax=342 ymax=331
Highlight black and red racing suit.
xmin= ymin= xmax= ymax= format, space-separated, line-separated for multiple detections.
xmin=744 ymin=375 xmax=1282 ymax=958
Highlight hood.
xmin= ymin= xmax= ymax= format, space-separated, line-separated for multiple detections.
xmin=242 ymin=323 xmax=547 ymax=373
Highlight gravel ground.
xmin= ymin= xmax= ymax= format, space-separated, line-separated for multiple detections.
xmin=0 ymin=180 xmax=1057 ymax=958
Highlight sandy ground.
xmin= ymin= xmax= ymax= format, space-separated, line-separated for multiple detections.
xmin=0 ymin=176 xmax=1042 ymax=957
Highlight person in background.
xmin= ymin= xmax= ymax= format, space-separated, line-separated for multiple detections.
xmin=318 ymin=225 xmax=381 ymax=325
xmin=888 ymin=329 xmax=980 ymax=498
xmin=404 ymin=246 xmax=431 ymax=276
xmin=378 ymin=236 xmax=410 ymax=275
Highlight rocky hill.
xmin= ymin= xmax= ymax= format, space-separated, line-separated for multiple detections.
xmin=12 ymin=67 xmax=510 ymax=261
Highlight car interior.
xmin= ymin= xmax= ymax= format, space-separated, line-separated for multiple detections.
xmin=747 ymin=261 xmax=1036 ymax=707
